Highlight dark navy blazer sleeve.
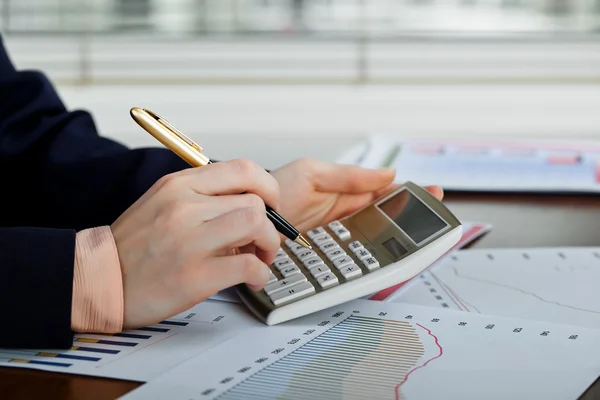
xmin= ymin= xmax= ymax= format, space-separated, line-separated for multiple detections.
xmin=0 ymin=35 xmax=188 ymax=349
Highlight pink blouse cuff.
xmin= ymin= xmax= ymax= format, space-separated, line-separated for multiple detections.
xmin=71 ymin=226 xmax=123 ymax=333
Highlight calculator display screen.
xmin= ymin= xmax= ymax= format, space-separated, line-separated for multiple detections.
xmin=377 ymin=190 xmax=448 ymax=244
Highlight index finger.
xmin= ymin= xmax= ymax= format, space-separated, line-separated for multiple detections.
xmin=177 ymin=159 xmax=281 ymax=210
xmin=312 ymin=161 xmax=396 ymax=194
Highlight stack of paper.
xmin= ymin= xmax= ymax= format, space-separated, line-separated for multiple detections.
xmin=339 ymin=135 xmax=600 ymax=193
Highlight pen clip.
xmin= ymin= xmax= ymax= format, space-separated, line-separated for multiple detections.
xmin=143 ymin=108 xmax=204 ymax=153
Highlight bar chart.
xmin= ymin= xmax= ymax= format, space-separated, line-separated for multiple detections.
xmin=122 ymin=300 xmax=600 ymax=400
xmin=219 ymin=315 xmax=426 ymax=399
xmin=0 ymin=300 xmax=260 ymax=381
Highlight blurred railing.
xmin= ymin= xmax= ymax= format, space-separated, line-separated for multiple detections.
xmin=2 ymin=0 xmax=600 ymax=85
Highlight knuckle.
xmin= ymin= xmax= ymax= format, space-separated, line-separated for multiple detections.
xmin=240 ymin=254 xmax=264 ymax=280
xmin=242 ymin=205 xmax=264 ymax=227
xmin=156 ymin=172 xmax=180 ymax=190
xmin=295 ymin=157 xmax=313 ymax=170
xmin=231 ymin=158 xmax=258 ymax=178
xmin=243 ymin=193 xmax=265 ymax=210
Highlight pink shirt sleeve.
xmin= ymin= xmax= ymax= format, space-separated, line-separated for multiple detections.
xmin=71 ymin=226 xmax=124 ymax=333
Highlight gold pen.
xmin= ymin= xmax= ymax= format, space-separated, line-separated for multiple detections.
xmin=129 ymin=107 xmax=311 ymax=249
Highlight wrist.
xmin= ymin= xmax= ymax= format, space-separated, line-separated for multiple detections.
xmin=72 ymin=227 xmax=124 ymax=333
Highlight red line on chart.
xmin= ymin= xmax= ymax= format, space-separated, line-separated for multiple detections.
xmin=394 ymin=323 xmax=443 ymax=400
xmin=431 ymin=272 xmax=471 ymax=312
xmin=369 ymin=225 xmax=487 ymax=301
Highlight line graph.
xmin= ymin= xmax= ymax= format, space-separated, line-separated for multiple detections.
xmin=433 ymin=273 xmax=482 ymax=313
xmin=449 ymin=265 xmax=600 ymax=315
xmin=389 ymin=247 xmax=600 ymax=329
xmin=121 ymin=300 xmax=600 ymax=400
xmin=395 ymin=323 xmax=443 ymax=400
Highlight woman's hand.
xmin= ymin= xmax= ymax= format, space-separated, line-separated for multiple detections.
xmin=270 ymin=158 xmax=444 ymax=233
xmin=111 ymin=159 xmax=281 ymax=329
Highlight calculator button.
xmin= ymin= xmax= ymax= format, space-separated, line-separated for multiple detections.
xmin=303 ymin=257 xmax=325 ymax=269
xmin=307 ymin=227 xmax=326 ymax=239
xmin=328 ymin=220 xmax=343 ymax=230
xmin=274 ymin=249 xmax=288 ymax=261
xmin=319 ymin=240 xmax=340 ymax=252
xmin=333 ymin=256 xmax=353 ymax=270
xmin=355 ymin=248 xmax=371 ymax=260
xmin=348 ymin=241 xmax=364 ymax=252
xmin=317 ymin=273 xmax=339 ymax=288
xmin=339 ymin=264 xmax=362 ymax=279
xmin=297 ymin=249 xmax=317 ymax=262
xmin=268 ymin=272 xmax=278 ymax=283
xmin=325 ymin=248 xmax=346 ymax=261
xmin=333 ymin=227 xmax=351 ymax=241
xmin=312 ymin=233 xmax=333 ymax=246
xmin=362 ymin=257 xmax=380 ymax=271
xmin=284 ymin=238 xmax=295 ymax=248
xmin=290 ymin=244 xmax=307 ymax=255
xmin=281 ymin=265 xmax=302 ymax=278
xmin=309 ymin=264 xmax=331 ymax=278
xmin=273 ymin=258 xmax=296 ymax=271
xmin=263 ymin=274 xmax=307 ymax=296
xmin=269 ymin=281 xmax=315 ymax=305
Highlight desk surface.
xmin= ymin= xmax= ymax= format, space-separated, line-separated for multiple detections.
xmin=3 ymin=191 xmax=600 ymax=399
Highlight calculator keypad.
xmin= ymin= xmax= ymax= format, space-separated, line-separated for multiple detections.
xmin=264 ymin=274 xmax=306 ymax=296
xmin=281 ymin=265 xmax=302 ymax=278
xmin=355 ymin=248 xmax=371 ymax=260
xmin=274 ymin=258 xmax=295 ymax=270
xmin=307 ymin=227 xmax=326 ymax=239
xmin=270 ymin=281 xmax=315 ymax=305
xmin=309 ymin=264 xmax=331 ymax=278
xmin=339 ymin=264 xmax=362 ymax=279
xmin=362 ymin=257 xmax=380 ymax=271
xmin=297 ymin=249 xmax=317 ymax=261
xmin=263 ymin=220 xmax=381 ymax=305
xmin=348 ymin=241 xmax=363 ymax=252
xmin=303 ymin=257 xmax=325 ymax=269
xmin=325 ymin=248 xmax=346 ymax=261
xmin=333 ymin=256 xmax=353 ymax=269
xmin=317 ymin=273 xmax=338 ymax=288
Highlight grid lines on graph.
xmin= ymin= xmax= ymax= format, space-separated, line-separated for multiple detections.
xmin=217 ymin=315 xmax=425 ymax=400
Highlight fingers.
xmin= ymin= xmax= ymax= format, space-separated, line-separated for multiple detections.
xmin=189 ymin=253 xmax=272 ymax=298
xmin=195 ymin=203 xmax=281 ymax=264
xmin=160 ymin=159 xmax=281 ymax=210
xmin=194 ymin=194 xmax=272 ymax=222
xmin=307 ymin=159 xmax=396 ymax=194
xmin=425 ymin=185 xmax=444 ymax=201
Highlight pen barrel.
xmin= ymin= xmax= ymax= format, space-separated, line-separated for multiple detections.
xmin=266 ymin=205 xmax=298 ymax=240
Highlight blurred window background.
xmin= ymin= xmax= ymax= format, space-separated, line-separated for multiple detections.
xmin=1 ymin=0 xmax=599 ymax=166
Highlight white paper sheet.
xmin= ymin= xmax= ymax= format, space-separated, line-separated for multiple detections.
xmin=0 ymin=300 xmax=262 ymax=382
xmin=389 ymin=247 xmax=600 ymax=330
xmin=338 ymin=135 xmax=600 ymax=193
xmin=120 ymin=299 xmax=600 ymax=400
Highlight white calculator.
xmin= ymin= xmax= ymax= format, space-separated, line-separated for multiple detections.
xmin=236 ymin=181 xmax=462 ymax=325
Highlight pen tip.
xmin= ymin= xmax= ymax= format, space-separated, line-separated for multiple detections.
xmin=295 ymin=235 xmax=312 ymax=249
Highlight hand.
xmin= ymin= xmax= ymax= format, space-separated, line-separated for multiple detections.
xmin=110 ymin=159 xmax=281 ymax=329
xmin=270 ymin=158 xmax=443 ymax=233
